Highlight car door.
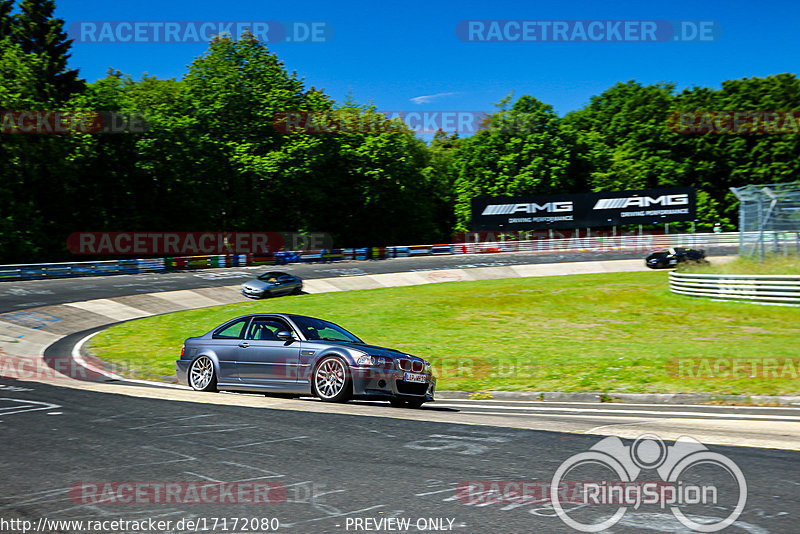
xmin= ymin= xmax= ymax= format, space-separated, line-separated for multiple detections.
xmin=209 ymin=317 xmax=250 ymax=382
xmin=236 ymin=317 xmax=301 ymax=388
xmin=274 ymin=275 xmax=295 ymax=295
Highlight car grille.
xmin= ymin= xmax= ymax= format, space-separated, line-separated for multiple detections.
xmin=397 ymin=359 xmax=423 ymax=372
xmin=395 ymin=380 xmax=428 ymax=395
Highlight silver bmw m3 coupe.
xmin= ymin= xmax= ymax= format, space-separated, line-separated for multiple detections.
xmin=176 ymin=313 xmax=435 ymax=408
xmin=241 ymin=271 xmax=302 ymax=299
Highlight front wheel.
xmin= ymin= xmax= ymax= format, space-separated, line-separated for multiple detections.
xmin=188 ymin=355 xmax=217 ymax=392
xmin=313 ymin=356 xmax=352 ymax=403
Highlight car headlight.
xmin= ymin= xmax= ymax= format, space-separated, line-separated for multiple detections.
xmin=356 ymin=354 xmax=375 ymax=366
xmin=356 ymin=355 xmax=389 ymax=367
xmin=424 ymin=360 xmax=431 ymax=373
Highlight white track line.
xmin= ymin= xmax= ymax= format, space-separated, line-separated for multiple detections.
xmin=432 ymin=403 xmax=800 ymax=420
xmin=436 ymin=398 xmax=800 ymax=410
xmin=72 ymin=331 xmax=188 ymax=390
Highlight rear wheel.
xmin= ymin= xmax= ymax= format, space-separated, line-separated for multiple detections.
xmin=188 ymin=356 xmax=217 ymax=392
xmin=313 ymin=356 xmax=352 ymax=403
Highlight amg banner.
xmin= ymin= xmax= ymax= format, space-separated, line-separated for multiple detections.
xmin=471 ymin=187 xmax=696 ymax=230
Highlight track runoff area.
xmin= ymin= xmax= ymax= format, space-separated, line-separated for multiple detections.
xmin=2 ymin=245 xmax=799 ymax=533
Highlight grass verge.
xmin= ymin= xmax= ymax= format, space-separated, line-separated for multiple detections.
xmin=88 ymin=271 xmax=800 ymax=395
xmin=680 ymin=253 xmax=800 ymax=275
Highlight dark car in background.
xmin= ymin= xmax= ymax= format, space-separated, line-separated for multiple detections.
xmin=645 ymin=248 xmax=707 ymax=269
xmin=176 ymin=313 xmax=436 ymax=408
xmin=241 ymin=271 xmax=302 ymax=298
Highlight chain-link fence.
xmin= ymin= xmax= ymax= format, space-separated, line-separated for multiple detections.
xmin=730 ymin=181 xmax=800 ymax=258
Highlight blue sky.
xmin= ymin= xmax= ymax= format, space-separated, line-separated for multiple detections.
xmin=55 ymin=0 xmax=799 ymax=118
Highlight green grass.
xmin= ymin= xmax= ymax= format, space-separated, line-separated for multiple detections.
xmin=88 ymin=271 xmax=800 ymax=395
xmin=681 ymin=254 xmax=800 ymax=275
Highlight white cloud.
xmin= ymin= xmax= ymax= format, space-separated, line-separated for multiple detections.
xmin=409 ymin=92 xmax=458 ymax=105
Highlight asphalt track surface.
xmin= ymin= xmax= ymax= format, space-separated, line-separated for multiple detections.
xmin=1 ymin=377 xmax=798 ymax=534
xmin=4 ymin=245 xmax=800 ymax=534
xmin=0 ymin=248 xmax=738 ymax=313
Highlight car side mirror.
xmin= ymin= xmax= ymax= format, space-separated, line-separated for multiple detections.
xmin=276 ymin=331 xmax=294 ymax=340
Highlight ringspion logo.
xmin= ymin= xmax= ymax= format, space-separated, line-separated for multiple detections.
xmin=551 ymin=434 xmax=746 ymax=532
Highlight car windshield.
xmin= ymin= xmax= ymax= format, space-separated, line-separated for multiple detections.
xmin=291 ymin=316 xmax=363 ymax=344
xmin=257 ymin=272 xmax=284 ymax=282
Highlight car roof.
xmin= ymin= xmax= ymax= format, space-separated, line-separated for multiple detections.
xmin=224 ymin=312 xmax=321 ymax=322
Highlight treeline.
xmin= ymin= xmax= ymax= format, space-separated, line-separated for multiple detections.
xmin=2 ymin=1 xmax=800 ymax=264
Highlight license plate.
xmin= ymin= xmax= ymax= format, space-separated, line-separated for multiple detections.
xmin=404 ymin=372 xmax=427 ymax=383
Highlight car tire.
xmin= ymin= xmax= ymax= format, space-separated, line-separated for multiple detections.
xmin=313 ymin=356 xmax=352 ymax=403
xmin=188 ymin=355 xmax=217 ymax=392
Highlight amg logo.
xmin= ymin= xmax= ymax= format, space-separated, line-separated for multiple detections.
xmin=482 ymin=201 xmax=573 ymax=216
xmin=593 ymin=194 xmax=689 ymax=210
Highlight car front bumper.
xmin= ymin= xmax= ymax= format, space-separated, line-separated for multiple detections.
xmin=241 ymin=287 xmax=267 ymax=298
xmin=350 ymin=367 xmax=436 ymax=403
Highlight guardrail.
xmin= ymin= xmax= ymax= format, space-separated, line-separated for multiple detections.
xmin=0 ymin=231 xmax=748 ymax=282
xmin=0 ymin=259 xmax=166 ymax=282
xmin=669 ymin=272 xmax=800 ymax=305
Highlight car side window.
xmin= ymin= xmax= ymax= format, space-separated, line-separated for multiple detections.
xmin=213 ymin=318 xmax=250 ymax=339
xmin=246 ymin=319 xmax=291 ymax=341
xmin=315 ymin=326 xmax=350 ymax=341
xmin=278 ymin=275 xmax=291 ymax=282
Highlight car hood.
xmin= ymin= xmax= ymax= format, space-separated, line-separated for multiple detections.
xmin=304 ymin=339 xmax=418 ymax=359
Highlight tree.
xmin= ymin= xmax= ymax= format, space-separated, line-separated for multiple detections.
xmin=0 ymin=0 xmax=13 ymax=40
xmin=179 ymin=31 xmax=326 ymax=232
xmin=422 ymin=130 xmax=462 ymax=239
xmin=561 ymin=81 xmax=680 ymax=192
xmin=453 ymin=94 xmax=574 ymax=230
xmin=0 ymin=37 xmax=55 ymax=261
xmin=14 ymin=0 xmax=83 ymax=102
xmin=672 ymin=73 xmax=800 ymax=229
